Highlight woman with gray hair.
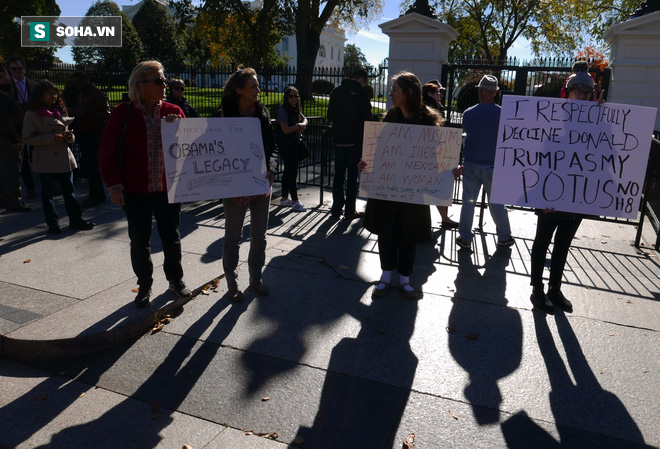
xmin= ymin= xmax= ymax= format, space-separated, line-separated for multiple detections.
xmin=99 ymin=60 xmax=191 ymax=307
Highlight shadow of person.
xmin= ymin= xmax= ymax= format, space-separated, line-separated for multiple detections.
xmin=448 ymin=247 xmax=523 ymax=425
xmin=239 ymin=211 xmax=371 ymax=395
xmin=538 ymin=311 xmax=645 ymax=446
xmin=291 ymin=233 xmax=437 ymax=448
xmin=19 ymin=294 xmax=249 ymax=448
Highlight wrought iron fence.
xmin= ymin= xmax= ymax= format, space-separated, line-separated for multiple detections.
xmin=27 ymin=63 xmax=388 ymax=119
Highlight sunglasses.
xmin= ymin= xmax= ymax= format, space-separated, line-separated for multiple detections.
xmin=570 ymin=88 xmax=594 ymax=96
xmin=172 ymin=86 xmax=185 ymax=92
xmin=287 ymin=94 xmax=299 ymax=99
xmin=142 ymin=77 xmax=167 ymax=86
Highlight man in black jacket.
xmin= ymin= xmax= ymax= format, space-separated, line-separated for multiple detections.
xmin=326 ymin=69 xmax=372 ymax=219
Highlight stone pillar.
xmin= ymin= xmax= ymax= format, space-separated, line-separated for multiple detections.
xmin=379 ymin=13 xmax=458 ymax=108
xmin=603 ymin=10 xmax=660 ymax=130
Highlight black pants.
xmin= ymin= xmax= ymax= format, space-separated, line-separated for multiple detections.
xmin=77 ymin=131 xmax=106 ymax=200
xmin=123 ymin=191 xmax=183 ymax=289
xmin=377 ymin=237 xmax=417 ymax=277
xmin=530 ymin=214 xmax=582 ymax=289
xmin=281 ymin=147 xmax=298 ymax=201
xmin=21 ymin=144 xmax=35 ymax=191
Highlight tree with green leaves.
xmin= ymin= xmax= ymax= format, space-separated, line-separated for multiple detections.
xmin=72 ymin=1 xmax=144 ymax=70
xmin=410 ymin=0 xmax=640 ymax=61
xmin=132 ymin=0 xmax=186 ymax=70
xmin=0 ymin=0 xmax=60 ymax=66
xmin=343 ymin=43 xmax=373 ymax=71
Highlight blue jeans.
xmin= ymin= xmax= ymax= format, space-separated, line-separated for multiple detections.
xmin=458 ymin=161 xmax=511 ymax=242
xmin=39 ymin=172 xmax=83 ymax=226
xmin=331 ymin=144 xmax=362 ymax=215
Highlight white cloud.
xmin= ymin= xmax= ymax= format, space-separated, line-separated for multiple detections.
xmin=357 ymin=29 xmax=389 ymax=43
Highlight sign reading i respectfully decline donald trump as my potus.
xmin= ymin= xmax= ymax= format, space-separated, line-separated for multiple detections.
xmin=161 ymin=118 xmax=270 ymax=203
xmin=359 ymin=121 xmax=462 ymax=206
xmin=490 ymin=96 xmax=657 ymax=219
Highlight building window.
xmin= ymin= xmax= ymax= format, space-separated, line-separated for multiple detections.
xmin=282 ymin=36 xmax=289 ymax=53
xmin=331 ymin=47 xmax=334 ymax=60
xmin=319 ymin=45 xmax=326 ymax=58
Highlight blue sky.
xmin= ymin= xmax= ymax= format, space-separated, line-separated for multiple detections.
xmin=54 ymin=0 xmax=533 ymax=65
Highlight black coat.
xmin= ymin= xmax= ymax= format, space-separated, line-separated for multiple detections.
xmin=326 ymin=78 xmax=372 ymax=145
xmin=363 ymin=110 xmax=440 ymax=245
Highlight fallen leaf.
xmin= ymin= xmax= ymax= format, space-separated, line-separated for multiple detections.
xmin=293 ymin=435 xmax=304 ymax=445
xmin=261 ymin=396 xmax=270 ymax=402
xmin=602 ymin=235 xmax=611 ymax=238
xmin=449 ymin=410 xmax=459 ymax=420
xmin=364 ymin=315 xmax=371 ymax=320
xmin=339 ymin=265 xmax=349 ymax=270
xmin=257 ymin=432 xmax=279 ymax=440
xmin=151 ymin=402 xmax=160 ymax=411
xmin=643 ymin=369 xmax=649 ymax=373
xmin=79 ymin=392 xmax=86 ymax=398
xmin=35 ymin=396 xmax=47 ymax=401
xmin=23 ymin=259 xmax=31 ymax=263
xmin=626 ymin=300 xmax=633 ymax=304
xmin=600 ymin=241 xmax=608 ymax=244
xmin=132 ymin=288 xmax=139 ymax=293
xmin=446 ymin=326 xmax=456 ymax=333
xmin=600 ymin=368 xmax=605 ymax=374
xmin=152 ymin=412 xmax=161 ymax=420
xmin=466 ymin=333 xmax=479 ymax=340
xmin=315 ymin=411 xmax=326 ymax=420
xmin=403 ymin=432 xmax=415 ymax=448
xmin=244 ymin=430 xmax=254 ymax=435
xmin=376 ymin=329 xmax=387 ymax=334
xmin=608 ymin=333 xmax=615 ymax=336
xmin=151 ymin=322 xmax=164 ymax=334
xmin=183 ymin=445 xmax=193 ymax=449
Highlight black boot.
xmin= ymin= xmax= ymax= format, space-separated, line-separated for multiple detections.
xmin=547 ymin=287 xmax=573 ymax=312
xmin=530 ymin=285 xmax=554 ymax=313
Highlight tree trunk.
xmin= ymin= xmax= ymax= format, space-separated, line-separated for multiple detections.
xmin=295 ymin=8 xmax=321 ymax=101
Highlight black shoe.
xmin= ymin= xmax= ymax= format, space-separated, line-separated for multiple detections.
xmin=7 ymin=205 xmax=31 ymax=213
xmin=248 ymin=282 xmax=269 ymax=296
xmin=455 ymin=236 xmax=471 ymax=249
xmin=547 ymin=289 xmax=573 ymax=312
xmin=70 ymin=220 xmax=95 ymax=230
xmin=497 ymin=237 xmax=515 ymax=247
xmin=530 ymin=288 xmax=554 ymax=313
xmin=344 ymin=211 xmax=365 ymax=220
xmin=48 ymin=224 xmax=61 ymax=234
xmin=134 ymin=287 xmax=152 ymax=307
xmin=228 ymin=288 xmax=244 ymax=302
xmin=441 ymin=220 xmax=459 ymax=229
xmin=169 ymin=279 xmax=191 ymax=297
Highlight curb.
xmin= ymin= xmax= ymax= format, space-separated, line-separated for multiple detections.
xmin=0 ymin=276 xmax=223 ymax=362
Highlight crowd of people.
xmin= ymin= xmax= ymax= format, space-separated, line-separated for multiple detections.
xmin=1 ymin=56 xmax=603 ymax=314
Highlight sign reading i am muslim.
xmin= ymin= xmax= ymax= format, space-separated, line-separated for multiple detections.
xmin=359 ymin=121 xmax=462 ymax=206
xmin=160 ymin=118 xmax=270 ymax=203
xmin=490 ymin=96 xmax=657 ymax=219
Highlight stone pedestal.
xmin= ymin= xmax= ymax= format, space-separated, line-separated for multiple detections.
xmin=603 ymin=10 xmax=660 ymax=130
xmin=379 ymin=13 xmax=458 ymax=108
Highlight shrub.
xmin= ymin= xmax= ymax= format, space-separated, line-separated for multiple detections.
xmin=311 ymin=79 xmax=335 ymax=95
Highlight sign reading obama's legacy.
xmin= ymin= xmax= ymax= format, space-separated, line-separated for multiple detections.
xmin=490 ymin=96 xmax=657 ymax=218
xmin=161 ymin=118 xmax=269 ymax=203
xmin=359 ymin=121 xmax=462 ymax=205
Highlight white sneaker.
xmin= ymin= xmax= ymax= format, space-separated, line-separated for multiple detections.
xmin=280 ymin=198 xmax=293 ymax=206
xmin=292 ymin=201 xmax=307 ymax=212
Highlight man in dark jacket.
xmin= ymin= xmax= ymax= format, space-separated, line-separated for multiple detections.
xmin=7 ymin=55 xmax=37 ymax=199
xmin=326 ymin=69 xmax=372 ymax=219
xmin=165 ymin=79 xmax=199 ymax=118
xmin=69 ymin=71 xmax=111 ymax=206
xmin=0 ymin=66 xmax=30 ymax=212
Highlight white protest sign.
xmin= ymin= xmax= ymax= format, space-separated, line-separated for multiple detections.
xmin=161 ymin=117 xmax=270 ymax=203
xmin=359 ymin=121 xmax=462 ymax=206
xmin=490 ymin=96 xmax=657 ymax=218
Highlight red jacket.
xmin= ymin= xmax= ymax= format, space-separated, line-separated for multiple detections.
xmin=99 ymin=101 xmax=184 ymax=194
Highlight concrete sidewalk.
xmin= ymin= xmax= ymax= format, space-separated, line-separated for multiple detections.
xmin=1 ymin=185 xmax=659 ymax=448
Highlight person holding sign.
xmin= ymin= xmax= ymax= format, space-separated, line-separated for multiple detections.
xmin=360 ymin=71 xmax=444 ymax=300
xmin=219 ymin=67 xmax=279 ymax=302
xmin=275 ymin=86 xmax=308 ymax=212
xmin=99 ymin=60 xmax=191 ymax=308
xmin=455 ymin=75 xmax=514 ymax=250
xmin=529 ymin=64 xmax=599 ymax=314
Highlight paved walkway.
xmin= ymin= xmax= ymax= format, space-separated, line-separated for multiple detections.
xmin=1 ymin=185 xmax=659 ymax=448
